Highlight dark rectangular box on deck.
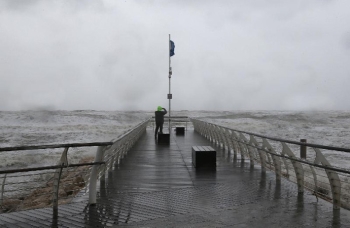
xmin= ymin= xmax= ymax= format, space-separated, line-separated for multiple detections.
xmin=176 ymin=127 xmax=185 ymax=135
xmin=157 ymin=133 xmax=170 ymax=145
xmin=192 ymin=146 xmax=216 ymax=168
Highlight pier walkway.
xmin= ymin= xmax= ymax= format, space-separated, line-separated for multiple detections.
xmin=1 ymin=129 xmax=350 ymax=227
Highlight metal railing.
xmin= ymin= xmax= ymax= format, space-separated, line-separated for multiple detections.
xmin=0 ymin=118 xmax=150 ymax=219
xmin=151 ymin=116 xmax=190 ymax=131
xmin=191 ymin=118 xmax=350 ymax=210
xmin=89 ymin=118 xmax=150 ymax=204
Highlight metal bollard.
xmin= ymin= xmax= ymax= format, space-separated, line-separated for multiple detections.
xmin=300 ymin=139 xmax=307 ymax=159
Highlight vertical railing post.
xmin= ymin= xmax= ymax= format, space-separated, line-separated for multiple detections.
xmin=0 ymin=174 xmax=7 ymax=207
xmin=89 ymin=146 xmax=105 ymax=206
xmin=262 ymin=139 xmax=281 ymax=181
xmin=282 ymin=143 xmax=304 ymax=193
xmin=238 ymin=133 xmax=247 ymax=161
xmin=190 ymin=118 xmax=348 ymax=210
xmin=223 ymin=129 xmax=233 ymax=154
xmin=52 ymin=164 xmax=64 ymax=222
xmin=300 ymin=139 xmax=307 ymax=159
xmin=52 ymin=147 xmax=69 ymax=220
xmin=313 ymin=148 xmax=341 ymax=210
xmin=231 ymin=131 xmax=239 ymax=159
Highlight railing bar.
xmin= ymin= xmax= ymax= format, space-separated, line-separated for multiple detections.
xmin=0 ymin=142 xmax=113 ymax=152
xmin=152 ymin=116 xmax=189 ymax=118
xmin=192 ymin=118 xmax=350 ymax=153
xmin=4 ymin=172 xmax=56 ymax=179
xmin=0 ymin=162 xmax=105 ymax=174
xmin=112 ymin=118 xmax=151 ymax=142
xmin=229 ymin=136 xmax=350 ymax=174
xmin=278 ymin=153 xmax=349 ymax=174
xmin=0 ymin=118 xmax=150 ymax=214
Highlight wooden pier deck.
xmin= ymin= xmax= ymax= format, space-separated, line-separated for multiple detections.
xmin=1 ymin=129 xmax=350 ymax=227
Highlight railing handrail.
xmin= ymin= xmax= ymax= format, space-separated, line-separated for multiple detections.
xmin=234 ymin=138 xmax=350 ymax=174
xmin=88 ymin=117 xmax=150 ymax=205
xmin=0 ymin=142 xmax=113 ymax=152
xmin=151 ymin=116 xmax=189 ymax=118
xmin=191 ymin=118 xmax=350 ymax=153
xmin=112 ymin=118 xmax=152 ymax=143
xmin=190 ymin=118 xmax=350 ymax=210
xmin=0 ymin=118 xmax=150 ymax=216
xmin=0 ymin=117 xmax=152 ymax=153
xmin=0 ymin=162 xmax=105 ymax=174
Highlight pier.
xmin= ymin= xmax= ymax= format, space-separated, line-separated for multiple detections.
xmin=1 ymin=124 xmax=350 ymax=227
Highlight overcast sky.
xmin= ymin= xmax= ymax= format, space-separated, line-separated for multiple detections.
xmin=1 ymin=0 xmax=350 ymax=111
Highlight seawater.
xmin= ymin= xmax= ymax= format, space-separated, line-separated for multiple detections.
xmin=0 ymin=110 xmax=350 ymax=204
xmin=0 ymin=110 xmax=151 ymax=169
xmin=1 ymin=110 xmax=349 ymax=169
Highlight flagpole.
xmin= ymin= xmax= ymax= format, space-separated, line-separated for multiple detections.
xmin=168 ymin=34 xmax=171 ymax=134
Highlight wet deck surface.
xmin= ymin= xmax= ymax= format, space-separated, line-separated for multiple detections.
xmin=1 ymin=129 xmax=350 ymax=227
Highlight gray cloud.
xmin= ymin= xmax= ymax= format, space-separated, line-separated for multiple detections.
xmin=1 ymin=0 xmax=350 ymax=111
xmin=1 ymin=0 xmax=40 ymax=11
xmin=343 ymin=32 xmax=350 ymax=50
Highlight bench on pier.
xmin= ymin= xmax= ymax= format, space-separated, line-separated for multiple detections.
xmin=157 ymin=133 xmax=170 ymax=145
xmin=175 ymin=127 xmax=185 ymax=135
xmin=192 ymin=146 xmax=216 ymax=168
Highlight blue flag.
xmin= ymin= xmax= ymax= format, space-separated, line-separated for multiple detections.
xmin=170 ymin=40 xmax=175 ymax=57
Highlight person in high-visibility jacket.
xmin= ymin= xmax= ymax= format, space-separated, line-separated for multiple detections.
xmin=155 ymin=106 xmax=167 ymax=138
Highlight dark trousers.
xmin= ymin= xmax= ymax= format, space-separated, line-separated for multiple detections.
xmin=155 ymin=122 xmax=163 ymax=137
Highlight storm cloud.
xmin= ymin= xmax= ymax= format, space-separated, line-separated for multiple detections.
xmin=1 ymin=0 xmax=350 ymax=111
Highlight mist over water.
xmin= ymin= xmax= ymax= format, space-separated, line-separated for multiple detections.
xmin=194 ymin=110 xmax=350 ymax=170
xmin=0 ymin=110 xmax=349 ymax=170
xmin=0 ymin=110 xmax=151 ymax=169
xmin=1 ymin=1 xmax=350 ymax=111
xmin=197 ymin=110 xmax=350 ymax=148
xmin=0 ymin=110 xmax=150 ymax=147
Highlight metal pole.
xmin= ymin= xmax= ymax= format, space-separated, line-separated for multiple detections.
xmin=169 ymin=34 xmax=171 ymax=134
xmin=89 ymin=146 xmax=105 ymax=205
xmin=300 ymin=139 xmax=307 ymax=159
xmin=0 ymin=174 xmax=7 ymax=206
xmin=53 ymin=164 xmax=64 ymax=221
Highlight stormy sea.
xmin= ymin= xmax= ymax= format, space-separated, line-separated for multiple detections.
xmin=1 ymin=110 xmax=350 ymax=170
